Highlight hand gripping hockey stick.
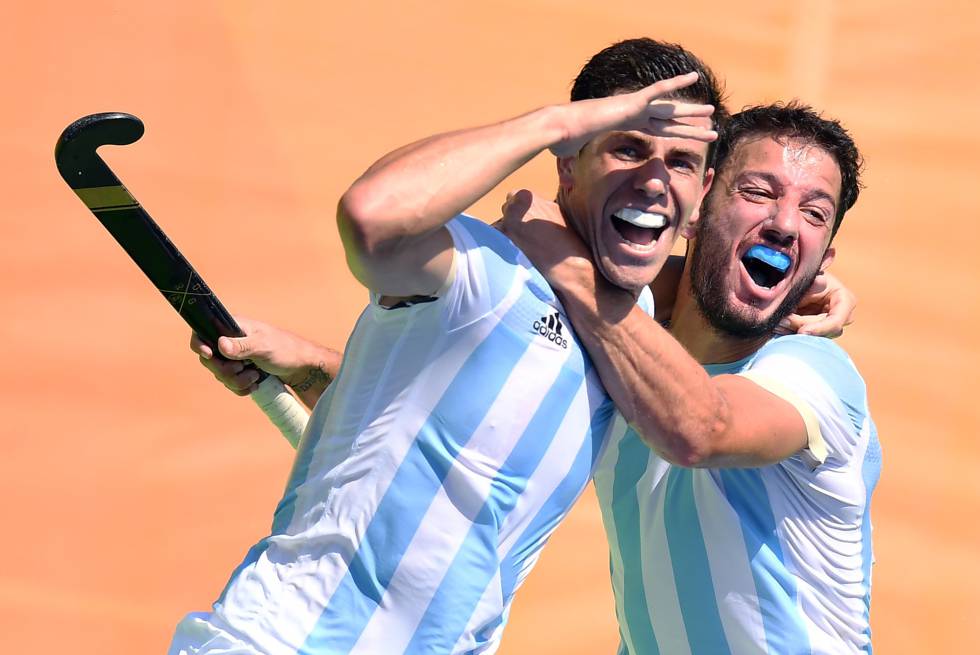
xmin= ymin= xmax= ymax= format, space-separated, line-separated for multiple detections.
xmin=55 ymin=112 xmax=309 ymax=446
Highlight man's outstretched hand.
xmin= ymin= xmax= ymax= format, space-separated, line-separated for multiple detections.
xmin=549 ymin=72 xmax=717 ymax=158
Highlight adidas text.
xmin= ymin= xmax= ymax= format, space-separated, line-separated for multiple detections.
xmin=533 ymin=312 xmax=568 ymax=349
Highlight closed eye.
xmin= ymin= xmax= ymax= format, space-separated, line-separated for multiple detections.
xmin=803 ymin=207 xmax=830 ymax=223
xmin=739 ymin=187 xmax=773 ymax=201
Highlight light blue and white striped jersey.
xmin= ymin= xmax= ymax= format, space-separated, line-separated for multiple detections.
xmin=171 ymin=215 xmax=647 ymax=655
xmin=595 ymin=335 xmax=881 ymax=655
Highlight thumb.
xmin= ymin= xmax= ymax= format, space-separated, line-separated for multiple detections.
xmin=218 ymin=335 xmax=254 ymax=360
xmin=501 ymin=189 xmax=533 ymax=226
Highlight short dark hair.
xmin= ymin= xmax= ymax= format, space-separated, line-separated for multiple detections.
xmin=570 ymin=38 xmax=729 ymax=166
xmin=713 ymin=102 xmax=864 ymax=238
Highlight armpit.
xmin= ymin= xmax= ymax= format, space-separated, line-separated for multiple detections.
xmin=376 ymin=247 xmax=458 ymax=310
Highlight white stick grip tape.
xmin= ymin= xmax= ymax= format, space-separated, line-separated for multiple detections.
xmin=250 ymin=376 xmax=309 ymax=448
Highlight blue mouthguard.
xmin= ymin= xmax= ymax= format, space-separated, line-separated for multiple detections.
xmin=745 ymin=245 xmax=791 ymax=273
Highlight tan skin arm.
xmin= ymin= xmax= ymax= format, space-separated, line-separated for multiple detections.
xmin=336 ymin=73 xmax=716 ymax=299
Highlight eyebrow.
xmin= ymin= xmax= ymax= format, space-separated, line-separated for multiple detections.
xmin=669 ymin=146 xmax=705 ymax=167
xmin=609 ymin=131 xmax=707 ymax=166
xmin=738 ymin=170 xmax=838 ymax=210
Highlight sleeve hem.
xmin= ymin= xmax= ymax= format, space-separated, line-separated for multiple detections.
xmin=738 ymin=370 xmax=828 ymax=468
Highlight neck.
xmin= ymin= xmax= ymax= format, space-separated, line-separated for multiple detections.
xmin=670 ymin=263 xmax=772 ymax=365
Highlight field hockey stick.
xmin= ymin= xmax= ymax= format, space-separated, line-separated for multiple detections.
xmin=55 ymin=112 xmax=309 ymax=447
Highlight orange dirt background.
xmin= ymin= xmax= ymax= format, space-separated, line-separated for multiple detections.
xmin=3 ymin=1 xmax=978 ymax=652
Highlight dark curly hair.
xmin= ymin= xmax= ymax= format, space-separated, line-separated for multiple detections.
xmin=714 ymin=102 xmax=864 ymax=238
xmin=570 ymin=38 xmax=729 ymax=167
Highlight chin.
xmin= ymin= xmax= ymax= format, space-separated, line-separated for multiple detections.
xmin=701 ymin=283 xmax=807 ymax=339
xmin=598 ymin=262 xmax=655 ymax=294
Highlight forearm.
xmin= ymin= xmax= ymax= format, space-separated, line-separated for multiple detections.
xmin=280 ymin=344 xmax=343 ymax=410
xmin=559 ymin=275 xmax=729 ymax=466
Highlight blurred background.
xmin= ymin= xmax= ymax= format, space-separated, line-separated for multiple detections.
xmin=3 ymin=0 xmax=978 ymax=652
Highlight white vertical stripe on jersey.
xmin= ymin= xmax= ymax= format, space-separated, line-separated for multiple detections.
xmin=452 ymin=373 xmax=603 ymax=646
xmin=348 ymin=341 xmax=573 ymax=653
xmin=638 ymin=456 xmax=692 ymax=655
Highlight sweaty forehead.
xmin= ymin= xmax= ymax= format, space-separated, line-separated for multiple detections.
xmin=725 ymin=135 xmax=842 ymax=196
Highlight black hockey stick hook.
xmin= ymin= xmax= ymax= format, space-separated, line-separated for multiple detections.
xmin=54 ymin=112 xmax=144 ymax=189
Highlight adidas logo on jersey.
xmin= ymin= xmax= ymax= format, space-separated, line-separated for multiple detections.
xmin=533 ymin=312 xmax=568 ymax=349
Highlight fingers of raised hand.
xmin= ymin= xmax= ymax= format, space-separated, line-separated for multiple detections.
xmin=647 ymin=117 xmax=717 ymax=142
xmin=643 ymin=71 xmax=700 ymax=99
xmin=647 ymin=100 xmax=714 ymax=120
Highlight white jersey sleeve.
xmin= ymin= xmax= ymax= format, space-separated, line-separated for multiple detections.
xmin=742 ymin=335 xmax=872 ymax=466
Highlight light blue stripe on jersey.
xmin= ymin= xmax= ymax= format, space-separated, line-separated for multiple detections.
xmin=860 ymin=418 xmax=881 ymax=653
xmin=860 ymin=429 xmax=880 ymax=654
xmin=299 ymin=306 xmax=532 ymax=654
xmin=663 ymin=467 xmax=731 ymax=654
xmin=498 ymin=390 xmax=613 ymax=604
xmin=404 ymin=359 xmax=592 ymax=651
xmin=610 ymin=429 xmax=659 ymax=654
xmin=718 ymin=468 xmax=811 ymax=654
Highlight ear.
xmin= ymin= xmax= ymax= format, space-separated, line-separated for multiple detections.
xmin=819 ymin=245 xmax=836 ymax=274
xmin=556 ymin=155 xmax=576 ymax=190
xmin=682 ymin=167 xmax=715 ymax=239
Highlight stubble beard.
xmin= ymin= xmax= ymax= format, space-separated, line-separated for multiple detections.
xmin=689 ymin=214 xmax=819 ymax=339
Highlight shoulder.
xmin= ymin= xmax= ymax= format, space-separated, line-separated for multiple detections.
xmin=447 ymin=214 xmax=520 ymax=259
xmin=749 ymin=336 xmax=865 ymax=400
xmin=447 ymin=213 xmax=557 ymax=302
xmin=746 ymin=335 xmax=872 ymax=445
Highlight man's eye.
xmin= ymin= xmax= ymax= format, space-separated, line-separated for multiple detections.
xmin=803 ymin=207 xmax=830 ymax=223
xmin=740 ymin=187 xmax=771 ymax=200
xmin=614 ymin=146 xmax=641 ymax=160
xmin=668 ymin=157 xmax=696 ymax=171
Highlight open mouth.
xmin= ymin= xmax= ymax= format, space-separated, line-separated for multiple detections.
xmin=611 ymin=208 xmax=668 ymax=246
xmin=740 ymin=244 xmax=791 ymax=289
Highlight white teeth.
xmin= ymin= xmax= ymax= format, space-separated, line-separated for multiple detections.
xmin=613 ymin=208 xmax=667 ymax=229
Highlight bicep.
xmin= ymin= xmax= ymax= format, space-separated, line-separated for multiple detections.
xmin=338 ymin=205 xmax=456 ymax=297
xmin=706 ymin=374 xmax=820 ymax=468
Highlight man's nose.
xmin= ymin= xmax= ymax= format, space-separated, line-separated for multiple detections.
xmin=762 ymin=202 xmax=800 ymax=246
xmin=634 ymin=159 xmax=669 ymax=199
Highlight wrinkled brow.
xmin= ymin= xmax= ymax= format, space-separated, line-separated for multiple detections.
xmin=738 ymin=170 xmax=838 ymax=210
